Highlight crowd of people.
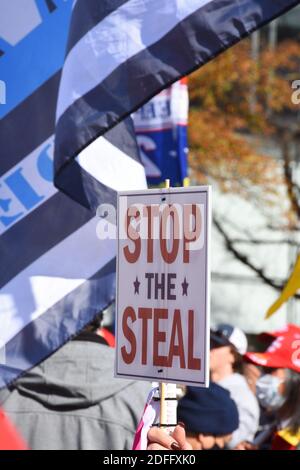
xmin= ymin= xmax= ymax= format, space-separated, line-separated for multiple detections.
xmin=149 ymin=323 xmax=300 ymax=451
xmin=0 ymin=315 xmax=299 ymax=451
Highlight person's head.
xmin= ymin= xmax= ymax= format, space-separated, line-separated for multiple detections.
xmin=177 ymin=383 xmax=239 ymax=450
xmin=280 ymin=368 xmax=300 ymax=434
xmin=210 ymin=324 xmax=248 ymax=379
xmin=255 ymin=367 xmax=300 ymax=433
xmin=255 ymin=367 xmax=287 ymax=411
xmin=245 ymin=324 xmax=300 ymax=435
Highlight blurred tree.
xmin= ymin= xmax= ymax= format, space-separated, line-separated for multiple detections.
xmin=189 ymin=38 xmax=300 ymax=291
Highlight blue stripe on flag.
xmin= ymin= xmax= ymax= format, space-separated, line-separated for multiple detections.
xmin=0 ymin=0 xmax=72 ymax=119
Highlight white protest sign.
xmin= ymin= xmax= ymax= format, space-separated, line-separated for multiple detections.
xmin=115 ymin=186 xmax=211 ymax=387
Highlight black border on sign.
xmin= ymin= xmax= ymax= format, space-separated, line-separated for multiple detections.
xmin=115 ymin=187 xmax=210 ymax=386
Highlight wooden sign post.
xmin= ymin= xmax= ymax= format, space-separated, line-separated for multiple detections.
xmin=115 ymin=183 xmax=211 ymax=426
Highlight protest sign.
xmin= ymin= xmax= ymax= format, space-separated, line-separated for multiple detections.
xmin=116 ymin=187 xmax=211 ymax=386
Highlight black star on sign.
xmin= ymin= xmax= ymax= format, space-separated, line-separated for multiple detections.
xmin=133 ymin=277 xmax=140 ymax=295
xmin=182 ymin=277 xmax=189 ymax=296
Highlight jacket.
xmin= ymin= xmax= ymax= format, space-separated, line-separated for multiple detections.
xmin=0 ymin=334 xmax=149 ymax=450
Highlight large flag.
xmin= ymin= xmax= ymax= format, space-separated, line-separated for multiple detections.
xmin=0 ymin=0 xmax=145 ymax=389
xmin=1 ymin=0 xmax=299 ymax=388
xmin=133 ymin=79 xmax=189 ymax=187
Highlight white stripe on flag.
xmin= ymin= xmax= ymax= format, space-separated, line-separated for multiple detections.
xmin=0 ymin=345 xmax=6 ymax=365
xmin=0 ymin=217 xmax=116 ymax=348
xmin=76 ymin=136 xmax=147 ymax=191
xmin=56 ymin=0 xmax=212 ymax=121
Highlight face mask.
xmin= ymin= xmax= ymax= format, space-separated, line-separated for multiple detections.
xmin=256 ymin=374 xmax=285 ymax=410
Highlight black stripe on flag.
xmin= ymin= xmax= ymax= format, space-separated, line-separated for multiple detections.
xmin=0 ymin=72 xmax=60 ymax=177
xmin=55 ymin=117 xmax=141 ymax=211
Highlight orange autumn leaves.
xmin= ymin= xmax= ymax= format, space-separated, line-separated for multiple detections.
xmin=188 ymin=39 xmax=300 ymax=225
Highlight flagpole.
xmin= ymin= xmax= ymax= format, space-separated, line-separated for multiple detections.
xmin=159 ymin=382 xmax=167 ymax=427
xmin=159 ymin=179 xmax=178 ymax=431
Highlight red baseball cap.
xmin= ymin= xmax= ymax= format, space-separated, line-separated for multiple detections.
xmin=245 ymin=324 xmax=300 ymax=373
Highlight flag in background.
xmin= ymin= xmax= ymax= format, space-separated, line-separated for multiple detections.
xmin=1 ymin=0 xmax=299 ymax=388
xmin=133 ymin=79 xmax=189 ymax=187
xmin=265 ymin=255 xmax=300 ymax=319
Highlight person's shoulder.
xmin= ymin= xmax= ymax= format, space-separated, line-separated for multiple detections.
xmin=221 ymin=374 xmax=257 ymax=399
xmin=219 ymin=372 xmax=244 ymax=388
xmin=232 ymin=372 xmax=250 ymax=387
xmin=231 ymin=373 xmax=256 ymax=396
xmin=223 ymin=372 xmax=251 ymax=387
xmin=230 ymin=374 xmax=259 ymax=411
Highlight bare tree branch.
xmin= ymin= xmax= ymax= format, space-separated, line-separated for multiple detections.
xmin=213 ymin=216 xmax=300 ymax=299
xmin=229 ymin=238 xmax=300 ymax=247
